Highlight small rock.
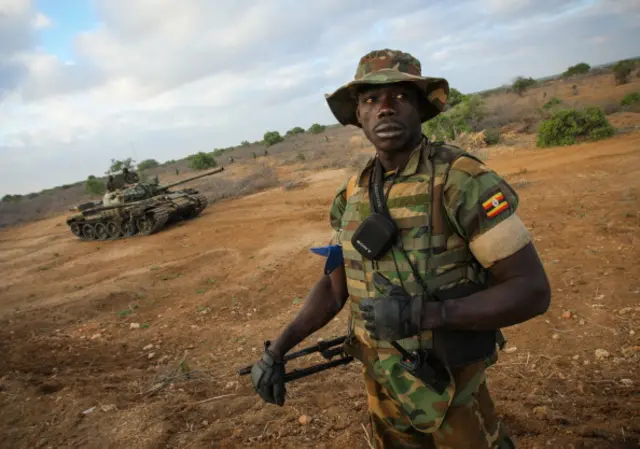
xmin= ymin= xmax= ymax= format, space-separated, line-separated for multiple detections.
xmin=621 ymin=379 xmax=633 ymax=386
xmin=595 ymin=349 xmax=610 ymax=360
xmin=190 ymin=325 xmax=199 ymax=330
xmin=143 ymin=344 xmax=154 ymax=351
xmin=158 ymin=355 xmax=170 ymax=364
xmin=148 ymin=352 xmax=155 ymax=359
xmin=618 ymin=307 xmax=632 ymax=315
xmin=81 ymin=406 xmax=96 ymax=415
xmin=572 ymin=355 xmax=580 ymax=360
xmin=225 ymin=381 xmax=239 ymax=390
xmin=579 ymin=319 xmax=585 ymax=326
xmin=251 ymin=347 xmax=257 ymax=352
xmin=130 ymin=323 xmax=140 ymax=329
xmin=552 ymin=333 xmax=560 ymax=340
xmin=298 ymin=415 xmax=310 ymax=425
xmin=583 ymin=360 xmax=590 ymax=365
xmin=533 ymin=406 xmax=549 ymax=418
xmin=504 ymin=346 xmax=517 ymax=354
xmin=202 ymin=420 xmax=209 ymax=426
xmin=90 ymin=333 xmax=101 ymax=340
xmin=562 ymin=311 xmax=572 ymax=319
xmin=630 ymin=330 xmax=635 ymax=336
xmin=101 ymin=404 xmax=117 ymax=412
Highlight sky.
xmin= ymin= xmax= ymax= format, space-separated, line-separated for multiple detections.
xmin=1 ymin=0 xmax=639 ymax=196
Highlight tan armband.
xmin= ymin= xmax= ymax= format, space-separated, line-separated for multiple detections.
xmin=469 ymin=214 xmax=531 ymax=268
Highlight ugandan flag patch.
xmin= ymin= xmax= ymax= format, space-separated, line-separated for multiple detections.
xmin=483 ymin=191 xmax=509 ymax=218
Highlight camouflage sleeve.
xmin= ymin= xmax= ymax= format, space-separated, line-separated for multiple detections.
xmin=443 ymin=155 xmax=531 ymax=268
xmin=328 ymin=177 xmax=349 ymax=245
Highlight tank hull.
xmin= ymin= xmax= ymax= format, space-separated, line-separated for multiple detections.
xmin=66 ymin=191 xmax=208 ymax=241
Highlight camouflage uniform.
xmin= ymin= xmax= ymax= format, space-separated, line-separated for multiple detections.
xmin=328 ymin=140 xmax=528 ymax=448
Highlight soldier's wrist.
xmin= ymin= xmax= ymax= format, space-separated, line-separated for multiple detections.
xmin=420 ymin=300 xmax=447 ymax=330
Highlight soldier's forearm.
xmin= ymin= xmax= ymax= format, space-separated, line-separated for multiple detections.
xmin=268 ymin=275 xmax=347 ymax=360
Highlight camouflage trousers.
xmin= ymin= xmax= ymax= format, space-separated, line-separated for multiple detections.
xmin=362 ymin=367 xmax=516 ymax=449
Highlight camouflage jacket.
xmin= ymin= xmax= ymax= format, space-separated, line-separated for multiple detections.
xmin=328 ymin=137 xmax=531 ymax=432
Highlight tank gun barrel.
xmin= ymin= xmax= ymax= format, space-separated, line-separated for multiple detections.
xmin=159 ymin=166 xmax=224 ymax=190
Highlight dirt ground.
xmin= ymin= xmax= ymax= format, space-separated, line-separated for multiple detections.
xmin=0 ymin=131 xmax=639 ymax=449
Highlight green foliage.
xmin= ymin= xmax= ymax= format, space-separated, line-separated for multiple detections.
xmin=562 ymin=63 xmax=590 ymax=78
xmin=422 ymin=94 xmax=486 ymax=141
xmin=536 ymin=107 xmax=615 ymax=148
xmin=447 ymin=88 xmax=468 ymax=108
xmin=512 ymin=76 xmax=537 ymax=96
xmin=108 ymin=157 xmax=135 ymax=174
xmin=308 ymin=123 xmax=326 ymax=134
xmin=85 ymin=176 xmax=106 ymax=196
xmin=137 ymin=159 xmax=160 ymax=171
xmin=613 ymin=59 xmax=636 ymax=85
xmin=286 ymin=126 xmax=305 ymax=136
xmin=483 ymin=128 xmax=501 ymax=145
xmin=263 ymin=130 xmax=284 ymax=146
xmin=188 ymin=152 xmax=218 ymax=170
xmin=241 ymin=140 xmax=250 ymax=146
xmin=543 ymin=97 xmax=563 ymax=109
xmin=621 ymin=92 xmax=640 ymax=106
xmin=2 ymin=194 xmax=23 ymax=203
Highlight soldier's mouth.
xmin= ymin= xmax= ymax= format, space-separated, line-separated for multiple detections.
xmin=374 ymin=122 xmax=405 ymax=139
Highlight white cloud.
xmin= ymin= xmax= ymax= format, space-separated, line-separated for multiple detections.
xmin=1 ymin=0 xmax=639 ymax=196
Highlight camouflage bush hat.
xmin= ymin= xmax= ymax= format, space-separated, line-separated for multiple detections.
xmin=325 ymin=49 xmax=449 ymax=127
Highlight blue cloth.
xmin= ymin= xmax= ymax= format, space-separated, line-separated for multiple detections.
xmin=310 ymin=244 xmax=344 ymax=275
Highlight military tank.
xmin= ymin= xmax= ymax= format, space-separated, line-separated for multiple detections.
xmin=66 ymin=167 xmax=224 ymax=241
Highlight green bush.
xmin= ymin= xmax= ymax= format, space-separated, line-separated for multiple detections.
xmin=447 ymin=88 xmax=468 ymax=108
xmin=512 ymin=76 xmax=537 ymax=96
xmin=137 ymin=159 xmax=160 ymax=171
xmin=85 ymin=177 xmax=106 ymax=196
xmin=263 ymin=131 xmax=284 ymax=146
xmin=562 ymin=62 xmax=590 ymax=78
xmin=286 ymin=126 xmax=305 ymax=136
xmin=422 ymin=94 xmax=486 ymax=141
xmin=536 ymin=107 xmax=615 ymax=148
xmin=621 ymin=92 xmax=640 ymax=106
xmin=613 ymin=59 xmax=635 ymax=85
xmin=543 ymin=97 xmax=563 ymax=109
xmin=483 ymin=128 xmax=501 ymax=145
xmin=308 ymin=123 xmax=326 ymax=134
xmin=1 ymin=194 xmax=23 ymax=203
xmin=188 ymin=152 xmax=218 ymax=170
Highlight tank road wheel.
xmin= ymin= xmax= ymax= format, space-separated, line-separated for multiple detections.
xmin=136 ymin=215 xmax=154 ymax=235
xmin=70 ymin=222 xmax=82 ymax=238
xmin=122 ymin=220 xmax=137 ymax=237
xmin=95 ymin=223 xmax=109 ymax=240
xmin=106 ymin=221 xmax=123 ymax=239
xmin=193 ymin=193 xmax=208 ymax=214
xmin=82 ymin=223 xmax=96 ymax=240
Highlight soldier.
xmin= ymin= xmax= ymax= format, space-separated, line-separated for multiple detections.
xmin=249 ymin=49 xmax=551 ymax=448
xmin=106 ymin=175 xmax=115 ymax=192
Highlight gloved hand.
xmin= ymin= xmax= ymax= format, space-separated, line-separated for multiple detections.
xmin=250 ymin=346 xmax=286 ymax=406
xmin=359 ymin=294 xmax=423 ymax=341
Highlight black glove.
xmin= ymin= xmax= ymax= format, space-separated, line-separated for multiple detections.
xmin=359 ymin=272 xmax=423 ymax=341
xmin=250 ymin=345 xmax=286 ymax=406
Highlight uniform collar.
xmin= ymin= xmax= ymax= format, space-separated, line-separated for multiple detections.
xmin=356 ymin=135 xmax=430 ymax=185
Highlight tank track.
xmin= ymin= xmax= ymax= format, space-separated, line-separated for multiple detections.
xmin=69 ymin=206 xmax=172 ymax=241
xmin=192 ymin=193 xmax=208 ymax=214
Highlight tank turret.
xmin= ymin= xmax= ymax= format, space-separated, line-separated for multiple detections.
xmin=66 ymin=166 xmax=225 ymax=241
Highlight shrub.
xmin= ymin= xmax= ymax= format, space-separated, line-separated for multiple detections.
xmin=512 ymin=76 xmax=537 ymax=96
xmin=308 ymin=123 xmax=326 ymax=134
xmin=613 ymin=59 xmax=635 ymax=85
xmin=188 ymin=152 xmax=218 ymax=170
xmin=621 ymin=92 xmax=640 ymax=106
xmin=241 ymin=140 xmax=250 ymax=146
xmin=536 ymin=107 xmax=615 ymax=148
xmin=422 ymin=94 xmax=486 ymax=141
xmin=483 ymin=128 xmax=501 ymax=145
xmin=543 ymin=97 xmax=563 ymax=109
xmin=286 ymin=126 xmax=305 ymax=136
xmin=85 ymin=177 xmax=106 ymax=196
xmin=137 ymin=159 xmax=160 ymax=171
xmin=263 ymin=130 xmax=284 ymax=146
xmin=562 ymin=63 xmax=590 ymax=78
xmin=447 ymin=88 xmax=468 ymax=108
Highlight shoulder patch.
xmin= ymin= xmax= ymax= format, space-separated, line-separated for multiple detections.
xmin=451 ymin=155 xmax=491 ymax=178
xmin=481 ymin=188 xmax=510 ymax=219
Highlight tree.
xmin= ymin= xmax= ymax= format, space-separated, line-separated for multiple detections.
xmin=286 ymin=126 xmax=305 ymax=136
xmin=188 ymin=152 xmax=218 ymax=170
xmin=562 ymin=62 xmax=591 ymax=78
xmin=308 ymin=123 xmax=326 ymax=134
xmin=512 ymin=76 xmax=537 ymax=96
xmin=263 ymin=131 xmax=284 ymax=146
xmin=85 ymin=176 xmax=106 ymax=196
xmin=613 ymin=59 xmax=636 ymax=85
xmin=447 ymin=88 xmax=467 ymax=108
xmin=107 ymin=158 xmax=136 ymax=174
xmin=137 ymin=159 xmax=160 ymax=171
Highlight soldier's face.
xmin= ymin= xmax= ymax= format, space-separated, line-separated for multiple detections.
xmin=356 ymin=83 xmax=422 ymax=153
